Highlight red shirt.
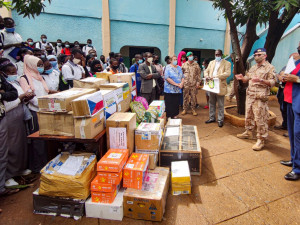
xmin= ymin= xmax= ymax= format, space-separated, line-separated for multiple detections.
xmin=61 ymin=48 xmax=71 ymax=56
xmin=284 ymin=63 xmax=300 ymax=103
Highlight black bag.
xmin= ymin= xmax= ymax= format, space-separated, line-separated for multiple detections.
xmin=58 ymin=63 xmax=74 ymax=91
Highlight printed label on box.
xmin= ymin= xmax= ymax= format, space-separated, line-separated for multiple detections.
xmin=125 ymin=163 xmax=134 ymax=169
xmin=109 ymin=127 xmax=127 ymax=149
xmin=141 ymin=132 xmax=151 ymax=140
xmin=107 ymin=153 xmax=122 ymax=159
xmin=48 ymin=102 xmax=61 ymax=111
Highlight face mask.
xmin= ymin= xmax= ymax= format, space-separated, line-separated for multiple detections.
xmin=154 ymin=59 xmax=159 ymax=64
xmin=6 ymin=75 xmax=18 ymax=82
xmin=172 ymin=60 xmax=177 ymax=66
xmin=215 ymin=56 xmax=222 ymax=61
xmin=75 ymin=44 xmax=80 ymax=47
xmin=254 ymin=56 xmax=264 ymax=63
xmin=50 ymin=61 xmax=58 ymax=68
xmin=119 ymin=58 xmax=124 ymax=63
xmin=42 ymin=38 xmax=47 ymax=42
xmin=40 ymin=55 xmax=46 ymax=59
xmin=147 ymin=57 xmax=153 ymax=64
xmin=0 ymin=24 xmax=4 ymax=29
xmin=65 ymin=44 xmax=70 ymax=48
xmin=5 ymin=27 xmax=15 ymax=33
xmin=73 ymin=58 xmax=81 ymax=64
xmin=195 ymin=61 xmax=198 ymax=63
xmin=138 ymin=59 xmax=143 ymax=64
xmin=188 ymin=56 xmax=194 ymax=61
xmin=112 ymin=65 xmax=119 ymax=70
xmin=88 ymin=44 xmax=92 ymax=47
xmin=57 ymin=43 xmax=62 ymax=47
xmin=44 ymin=68 xmax=54 ymax=74
xmin=37 ymin=67 xmax=44 ymax=73
xmin=29 ymin=42 xmax=33 ymax=46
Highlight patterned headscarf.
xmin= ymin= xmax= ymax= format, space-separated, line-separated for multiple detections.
xmin=177 ymin=51 xmax=186 ymax=67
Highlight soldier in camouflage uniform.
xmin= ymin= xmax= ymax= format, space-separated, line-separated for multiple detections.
xmin=236 ymin=48 xmax=276 ymax=151
xmin=181 ymin=52 xmax=201 ymax=116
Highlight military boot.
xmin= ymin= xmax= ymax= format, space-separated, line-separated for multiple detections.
xmin=252 ymin=139 xmax=265 ymax=151
xmin=237 ymin=130 xmax=253 ymax=139
xmin=192 ymin=110 xmax=198 ymax=116
xmin=181 ymin=110 xmax=187 ymax=115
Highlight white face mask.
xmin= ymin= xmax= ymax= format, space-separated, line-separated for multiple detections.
xmin=73 ymin=58 xmax=81 ymax=64
xmin=147 ymin=57 xmax=153 ymax=64
xmin=215 ymin=56 xmax=222 ymax=61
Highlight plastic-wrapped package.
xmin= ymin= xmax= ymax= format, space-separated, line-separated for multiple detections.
xmin=160 ymin=125 xmax=202 ymax=175
xmin=130 ymin=101 xmax=146 ymax=123
xmin=39 ymin=152 xmax=97 ymax=200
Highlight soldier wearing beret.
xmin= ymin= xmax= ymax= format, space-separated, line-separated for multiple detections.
xmin=235 ymin=48 xmax=276 ymax=151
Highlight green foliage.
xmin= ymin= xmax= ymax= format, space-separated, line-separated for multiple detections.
xmin=212 ymin=0 xmax=299 ymax=26
xmin=0 ymin=0 xmax=51 ymax=18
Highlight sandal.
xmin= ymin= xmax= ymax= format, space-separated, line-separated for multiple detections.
xmin=0 ymin=188 xmax=20 ymax=196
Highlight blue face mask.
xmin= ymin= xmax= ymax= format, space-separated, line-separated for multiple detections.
xmin=172 ymin=60 xmax=178 ymax=66
xmin=29 ymin=41 xmax=33 ymax=46
xmin=215 ymin=56 xmax=222 ymax=61
xmin=6 ymin=75 xmax=18 ymax=82
xmin=88 ymin=44 xmax=92 ymax=47
xmin=44 ymin=67 xmax=54 ymax=74
xmin=37 ymin=67 xmax=44 ymax=74
xmin=5 ymin=27 xmax=15 ymax=33
xmin=138 ymin=59 xmax=143 ymax=64
xmin=188 ymin=56 xmax=194 ymax=61
xmin=40 ymin=55 xmax=46 ymax=59
xmin=119 ymin=58 xmax=124 ymax=63
xmin=50 ymin=61 xmax=58 ymax=68
xmin=42 ymin=38 xmax=47 ymax=42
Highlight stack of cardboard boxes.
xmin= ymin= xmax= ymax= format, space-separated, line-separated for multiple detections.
xmin=73 ymin=77 xmax=107 ymax=89
xmin=91 ymin=149 xmax=129 ymax=203
xmin=37 ymin=88 xmax=96 ymax=136
xmin=171 ymin=161 xmax=191 ymax=195
xmin=109 ymin=73 xmax=137 ymax=100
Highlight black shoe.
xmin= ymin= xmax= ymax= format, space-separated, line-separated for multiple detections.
xmin=274 ymin=125 xmax=287 ymax=130
xmin=280 ymin=160 xmax=293 ymax=167
xmin=284 ymin=171 xmax=300 ymax=181
xmin=283 ymin=133 xmax=289 ymax=137
xmin=218 ymin=121 xmax=223 ymax=127
xmin=205 ymin=119 xmax=216 ymax=124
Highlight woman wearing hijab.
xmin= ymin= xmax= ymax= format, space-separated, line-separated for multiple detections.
xmin=177 ymin=51 xmax=186 ymax=67
xmin=19 ymin=55 xmax=50 ymax=173
xmin=90 ymin=59 xmax=103 ymax=76
xmin=47 ymin=55 xmax=59 ymax=72
xmin=0 ymin=58 xmax=34 ymax=187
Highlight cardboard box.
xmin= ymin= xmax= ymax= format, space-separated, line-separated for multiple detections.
xmin=97 ymin=170 xmax=123 ymax=185
xmin=123 ymin=167 xmax=169 ymax=221
xmin=38 ymin=88 xmax=95 ymax=112
xmin=39 ymin=153 xmax=97 ymax=200
xmin=73 ymin=77 xmax=107 ymax=89
xmin=109 ymin=73 xmax=136 ymax=90
xmin=135 ymin=123 xmax=162 ymax=152
xmin=160 ymin=125 xmax=202 ymax=175
xmin=159 ymin=112 xmax=166 ymax=125
xmin=106 ymin=113 xmax=136 ymax=154
xmin=149 ymin=100 xmax=165 ymax=117
xmin=95 ymin=72 xmax=112 ymax=82
xmin=123 ymin=153 xmax=149 ymax=190
xmin=136 ymin=150 xmax=158 ymax=170
xmin=99 ymin=89 xmax=117 ymax=120
xmin=38 ymin=111 xmax=74 ymax=136
xmin=71 ymin=91 xmax=104 ymax=118
xmin=85 ymin=189 xmax=124 ymax=220
xmin=33 ymin=189 xmax=85 ymax=219
xmin=91 ymin=188 xmax=118 ymax=204
xmin=131 ymin=88 xmax=137 ymax=101
xmin=171 ymin=161 xmax=191 ymax=195
xmin=97 ymin=149 xmax=129 ymax=173
xmin=74 ymin=109 xmax=105 ymax=139
xmin=91 ymin=176 xmax=119 ymax=192
xmin=166 ymin=118 xmax=182 ymax=127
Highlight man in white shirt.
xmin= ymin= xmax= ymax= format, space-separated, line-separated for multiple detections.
xmin=54 ymin=39 xmax=63 ymax=56
xmin=204 ymin=49 xmax=231 ymax=127
xmin=0 ymin=18 xmax=23 ymax=63
xmin=35 ymin=34 xmax=53 ymax=54
xmin=61 ymin=48 xmax=85 ymax=89
xmin=82 ymin=39 xmax=96 ymax=55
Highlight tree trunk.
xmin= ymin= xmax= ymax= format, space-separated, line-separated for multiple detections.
xmin=221 ymin=0 xmax=247 ymax=114
xmin=265 ymin=7 xmax=299 ymax=63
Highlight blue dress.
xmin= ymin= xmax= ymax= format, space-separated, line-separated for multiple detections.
xmin=164 ymin=65 xmax=183 ymax=94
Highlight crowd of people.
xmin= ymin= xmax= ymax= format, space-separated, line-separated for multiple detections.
xmin=0 ymin=15 xmax=300 ymax=206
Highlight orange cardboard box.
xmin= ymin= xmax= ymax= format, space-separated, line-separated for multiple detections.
xmin=97 ymin=170 xmax=123 ymax=185
xmin=123 ymin=153 xmax=149 ymax=190
xmin=97 ymin=149 xmax=129 ymax=173
xmin=91 ymin=176 xmax=119 ymax=192
xmin=91 ymin=189 xmax=118 ymax=203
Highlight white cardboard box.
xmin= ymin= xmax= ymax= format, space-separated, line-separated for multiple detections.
xmin=85 ymin=189 xmax=124 ymax=221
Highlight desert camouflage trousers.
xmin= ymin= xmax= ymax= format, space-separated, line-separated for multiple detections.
xmin=183 ymin=86 xmax=197 ymax=111
xmin=245 ymin=95 xmax=269 ymax=139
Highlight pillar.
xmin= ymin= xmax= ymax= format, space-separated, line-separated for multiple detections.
xmin=224 ymin=19 xmax=231 ymax=56
xmin=102 ymin=0 xmax=111 ymax=58
xmin=168 ymin=0 xmax=176 ymax=56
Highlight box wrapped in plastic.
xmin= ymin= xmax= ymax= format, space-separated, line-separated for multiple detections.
xmin=39 ymin=152 xmax=97 ymax=200
xmin=160 ymin=125 xmax=202 ymax=175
